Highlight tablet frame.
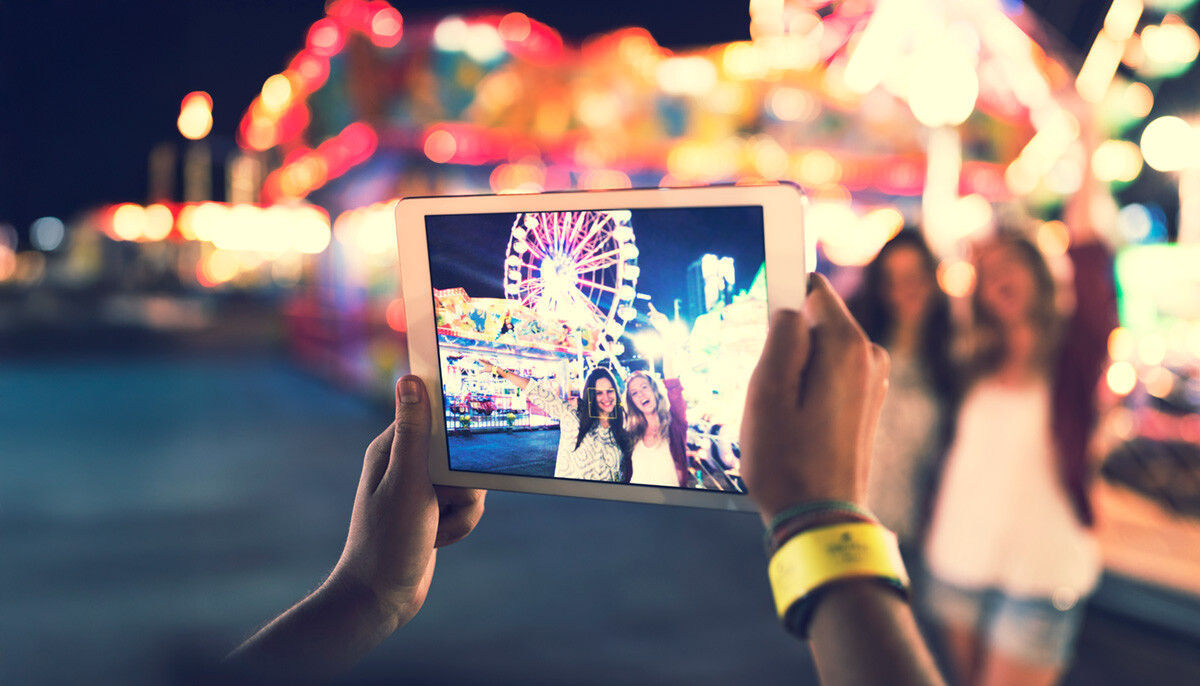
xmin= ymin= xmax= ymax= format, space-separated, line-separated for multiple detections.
xmin=396 ymin=184 xmax=806 ymax=512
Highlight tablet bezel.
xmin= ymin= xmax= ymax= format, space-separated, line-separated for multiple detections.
xmin=396 ymin=184 xmax=806 ymax=512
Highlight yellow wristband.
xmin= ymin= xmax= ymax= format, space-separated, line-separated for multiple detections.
xmin=768 ymin=522 xmax=909 ymax=621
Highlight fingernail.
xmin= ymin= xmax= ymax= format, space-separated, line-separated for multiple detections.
xmin=399 ymin=377 xmax=421 ymax=404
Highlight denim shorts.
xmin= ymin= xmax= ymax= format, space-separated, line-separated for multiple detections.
xmin=922 ymin=575 xmax=1088 ymax=668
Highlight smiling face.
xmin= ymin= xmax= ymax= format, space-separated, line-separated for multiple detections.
xmin=976 ymin=243 xmax=1039 ymax=327
xmin=881 ymin=245 xmax=935 ymax=328
xmin=627 ymin=376 xmax=657 ymax=416
xmin=593 ymin=377 xmax=617 ymax=417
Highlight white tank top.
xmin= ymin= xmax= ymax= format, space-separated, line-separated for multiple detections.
xmin=925 ymin=378 xmax=1101 ymax=598
xmin=631 ymin=438 xmax=679 ymax=487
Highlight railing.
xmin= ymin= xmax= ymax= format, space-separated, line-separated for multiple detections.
xmin=443 ymin=408 xmax=559 ymax=433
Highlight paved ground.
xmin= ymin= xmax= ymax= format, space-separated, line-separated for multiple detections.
xmin=447 ymin=429 xmax=559 ymax=477
xmin=4 ymin=352 xmax=1200 ymax=685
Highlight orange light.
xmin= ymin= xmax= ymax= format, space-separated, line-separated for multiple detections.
xmin=424 ymin=129 xmax=458 ymax=163
xmin=580 ymin=169 xmax=632 ymax=190
xmin=369 ymin=7 xmax=403 ymax=47
xmin=200 ymin=250 xmax=239 ymax=286
xmin=1124 ymin=82 xmax=1154 ymax=118
xmin=1036 ymin=220 xmax=1071 ymax=257
xmin=0 ymin=245 xmax=15 ymax=282
xmin=498 ymin=12 xmax=531 ymax=42
xmin=937 ymin=260 xmax=976 ymax=298
xmin=1106 ymin=361 xmax=1137 ymax=396
xmin=143 ymin=204 xmax=174 ymax=241
xmin=112 ymin=203 xmax=145 ymax=241
xmin=307 ymin=18 xmax=346 ymax=57
xmin=386 ymin=298 xmax=407 ymax=332
xmin=178 ymin=91 xmax=213 ymax=140
xmin=261 ymin=74 xmax=294 ymax=113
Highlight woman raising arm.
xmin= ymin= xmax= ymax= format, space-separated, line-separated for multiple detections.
xmin=478 ymin=360 xmax=633 ymax=482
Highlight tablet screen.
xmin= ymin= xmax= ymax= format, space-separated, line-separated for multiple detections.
xmin=426 ymin=206 xmax=768 ymax=493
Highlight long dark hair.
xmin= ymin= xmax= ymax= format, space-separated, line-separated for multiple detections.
xmin=850 ymin=229 xmax=957 ymax=405
xmin=574 ymin=366 xmax=634 ymax=481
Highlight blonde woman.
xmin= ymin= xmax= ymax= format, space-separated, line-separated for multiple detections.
xmin=624 ymin=370 xmax=690 ymax=487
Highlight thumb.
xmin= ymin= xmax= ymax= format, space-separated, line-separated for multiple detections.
xmin=383 ymin=375 xmax=432 ymax=492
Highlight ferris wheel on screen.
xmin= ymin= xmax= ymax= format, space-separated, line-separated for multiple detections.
xmin=503 ymin=210 xmax=640 ymax=350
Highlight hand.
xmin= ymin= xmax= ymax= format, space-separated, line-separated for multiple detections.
xmin=330 ymin=376 xmax=486 ymax=624
xmin=740 ymin=274 xmax=889 ymax=522
xmin=647 ymin=302 xmax=670 ymax=333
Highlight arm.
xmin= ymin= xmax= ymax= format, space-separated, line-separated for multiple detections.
xmin=225 ymin=377 xmax=486 ymax=682
xmin=741 ymin=275 xmax=944 ymax=686
xmin=478 ymin=358 xmax=531 ymax=390
xmin=664 ymin=377 xmax=690 ymax=486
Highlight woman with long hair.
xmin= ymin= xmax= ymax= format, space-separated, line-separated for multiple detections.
xmin=850 ymin=228 xmax=956 ymax=547
xmin=624 ymin=370 xmax=690 ymax=487
xmin=480 ymin=361 xmax=633 ymax=482
xmin=922 ymin=231 xmax=1115 ymax=686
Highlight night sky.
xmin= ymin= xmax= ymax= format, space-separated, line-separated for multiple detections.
xmin=426 ymin=205 xmax=765 ymax=316
xmin=4 ymin=0 xmax=1155 ymax=247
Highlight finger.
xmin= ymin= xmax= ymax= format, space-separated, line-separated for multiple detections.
xmin=803 ymin=273 xmax=864 ymax=337
xmin=433 ymin=487 xmax=487 ymax=548
xmin=383 ymin=375 xmax=432 ymax=493
xmin=749 ymin=308 xmax=811 ymax=405
xmin=800 ymin=275 xmax=871 ymax=406
xmin=359 ymin=422 xmax=396 ymax=496
xmin=856 ymin=344 xmax=891 ymax=492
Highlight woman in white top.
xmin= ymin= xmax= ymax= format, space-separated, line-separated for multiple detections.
xmin=924 ymin=233 xmax=1115 ymax=686
xmin=624 ymin=371 xmax=690 ymax=487
xmin=480 ymin=361 xmax=633 ymax=482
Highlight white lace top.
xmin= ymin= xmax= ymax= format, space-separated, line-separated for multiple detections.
xmin=525 ymin=381 xmax=623 ymax=482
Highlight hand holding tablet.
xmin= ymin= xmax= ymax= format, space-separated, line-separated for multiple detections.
xmin=396 ymin=184 xmax=809 ymax=511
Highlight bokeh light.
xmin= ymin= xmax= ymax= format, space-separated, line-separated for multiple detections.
xmin=1140 ymin=115 xmax=1199 ymax=171
xmin=1107 ymin=361 xmax=1138 ymax=396
xmin=178 ymin=91 xmax=213 ymax=140
xmin=31 ymin=217 xmax=65 ymax=251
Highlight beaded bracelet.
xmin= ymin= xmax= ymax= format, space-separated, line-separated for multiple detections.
xmin=762 ymin=500 xmax=879 ymax=555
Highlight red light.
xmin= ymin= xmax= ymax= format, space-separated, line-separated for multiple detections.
xmin=307 ymin=18 xmax=346 ymax=57
xmin=386 ymin=298 xmax=406 ymax=332
xmin=498 ymin=12 xmax=531 ymax=42
xmin=424 ymin=129 xmax=457 ymax=163
xmin=340 ymin=122 xmax=377 ymax=160
xmin=369 ymin=5 xmax=403 ymax=47
xmin=288 ymin=51 xmax=330 ymax=93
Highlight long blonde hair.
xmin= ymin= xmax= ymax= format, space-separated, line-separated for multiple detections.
xmin=624 ymin=370 xmax=672 ymax=444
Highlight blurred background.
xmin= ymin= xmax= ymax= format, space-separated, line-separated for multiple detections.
xmin=2 ymin=0 xmax=1200 ymax=683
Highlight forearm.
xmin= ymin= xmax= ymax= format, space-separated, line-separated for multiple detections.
xmin=492 ymin=366 xmax=531 ymax=390
xmin=808 ymin=581 xmax=944 ymax=686
xmin=225 ymin=575 xmax=409 ymax=682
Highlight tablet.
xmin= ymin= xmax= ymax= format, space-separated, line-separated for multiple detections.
xmin=396 ymin=185 xmax=806 ymax=512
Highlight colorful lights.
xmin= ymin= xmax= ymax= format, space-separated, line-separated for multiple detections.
xmin=1092 ymin=139 xmax=1145 ymax=182
xmin=1107 ymin=361 xmax=1139 ymax=395
xmin=178 ymin=91 xmax=213 ymax=140
xmin=101 ymin=202 xmax=331 ymax=259
xmin=937 ymin=259 xmax=977 ymax=298
xmin=1077 ymin=0 xmax=1143 ymax=102
xmin=307 ymin=18 xmax=346 ymax=58
xmin=1140 ymin=115 xmax=1199 ymax=171
xmin=1036 ymin=220 xmax=1071 ymax=257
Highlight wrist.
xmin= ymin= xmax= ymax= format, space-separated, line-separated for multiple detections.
xmin=766 ymin=521 xmax=909 ymax=639
xmin=322 ymin=570 xmax=419 ymax=631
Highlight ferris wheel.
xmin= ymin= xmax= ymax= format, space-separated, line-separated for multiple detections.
xmin=503 ymin=210 xmax=640 ymax=347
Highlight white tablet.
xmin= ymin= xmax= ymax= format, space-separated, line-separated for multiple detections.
xmin=396 ymin=185 xmax=806 ymax=512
